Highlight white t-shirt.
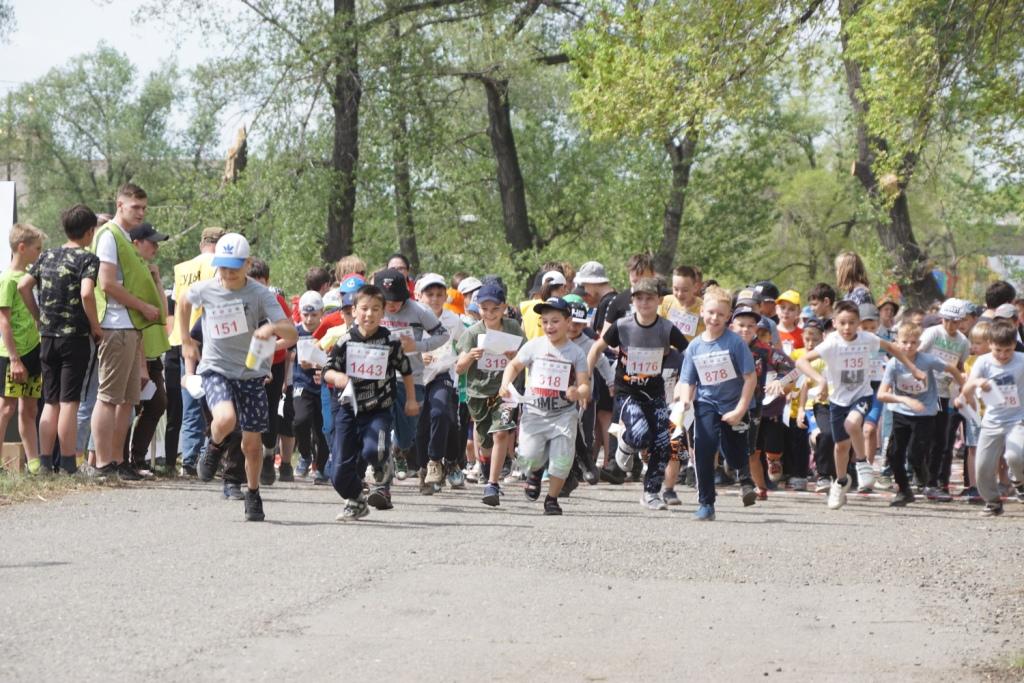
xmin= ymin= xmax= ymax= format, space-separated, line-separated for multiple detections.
xmin=815 ymin=330 xmax=882 ymax=407
xmin=95 ymin=224 xmax=134 ymax=330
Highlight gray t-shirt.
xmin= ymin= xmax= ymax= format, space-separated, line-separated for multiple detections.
xmin=188 ymin=277 xmax=287 ymax=380
xmin=882 ymin=351 xmax=947 ymax=416
xmin=968 ymin=352 xmax=1024 ymax=427
xmin=381 ymin=300 xmax=449 ymax=384
xmin=515 ymin=335 xmax=589 ymax=417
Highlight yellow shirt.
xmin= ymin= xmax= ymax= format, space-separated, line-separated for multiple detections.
xmin=168 ymin=253 xmax=216 ymax=346
xmin=519 ymin=298 xmax=543 ymax=340
xmin=658 ymin=295 xmax=704 ymax=341
xmin=319 ymin=323 xmax=350 ymax=351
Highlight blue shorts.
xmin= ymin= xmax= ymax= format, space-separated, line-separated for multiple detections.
xmin=201 ymin=371 xmax=269 ymax=433
xmin=829 ymin=395 xmax=874 ymax=443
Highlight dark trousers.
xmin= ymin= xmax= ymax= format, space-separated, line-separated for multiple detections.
xmin=126 ymin=359 xmax=168 ymax=467
xmin=446 ymin=402 xmax=470 ymax=468
xmin=693 ymin=400 xmax=753 ymax=506
xmin=784 ymin=423 xmax=810 ymax=479
xmin=812 ymin=404 xmax=835 ymax=479
xmin=415 ymin=374 xmax=456 ymax=468
xmin=261 ymin=362 xmax=285 ymax=450
xmin=889 ymin=411 xmax=935 ymax=494
xmin=331 ymin=406 xmax=392 ymax=500
xmin=618 ymin=395 xmax=671 ymax=494
xmin=163 ymin=347 xmax=182 ymax=467
xmin=294 ymin=387 xmax=329 ymax=474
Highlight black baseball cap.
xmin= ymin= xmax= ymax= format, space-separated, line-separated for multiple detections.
xmin=533 ymin=297 xmax=570 ymax=316
xmin=374 ymin=268 xmax=410 ymax=302
xmin=753 ymin=281 xmax=780 ymax=300
xmin=129 ymin=223 xmax=168 ymax=243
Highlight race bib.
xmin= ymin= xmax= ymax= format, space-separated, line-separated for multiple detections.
xmin=782 ymin=340 xmax=794 ymax=357
xmin=999 ymin=383 xmax=1020 ymax=408
xmin=669 ymin=309 xmax=699 ymax=337
xmin=625 ymin=347 xmax=663 ymax=376
xmin=838 ymin=351 xmax=866 ymax=386
xmin=477 ymin=353 xmax=508 ymax=373
xmin=530 ymin=357 xmax=572 ymax=392
xmin=663 ymin=368 xmax=677 ymax=402
xmin=346 ymin=343 xmax=388 ymax=380
xmin=895 ymin=372 xmax=926 ymax=395
xmin=868 ymin=357 xmax=886 ymax=382
xmin=694 ymin=351 xmax=737 ymax=386
xmin=207 ymin=302 xmax=247 ymax=339
xmin=931 ymin=348 xmax=959 ymax=367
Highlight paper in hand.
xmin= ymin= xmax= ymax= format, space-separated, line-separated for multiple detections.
xmin=978 ymin=383 xmax=1005 ymax=407
xmin=958 ymin=401 xmax=981 ymax=426
xmin=341 ymin=381 xmax=358 ymax=416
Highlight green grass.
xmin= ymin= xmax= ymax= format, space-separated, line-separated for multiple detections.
xmin=0 ymin=470 xmax=103 ymax=505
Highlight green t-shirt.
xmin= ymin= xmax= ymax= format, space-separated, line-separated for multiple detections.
xmin=0 ymin=269 xmax=40 ymax=358
xmin=456 ymin=318 xmax=525 ymax=398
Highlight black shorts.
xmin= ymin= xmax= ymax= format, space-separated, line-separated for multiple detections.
xmin=40 ymin=336 xmax=92 ymax=404
xmin=594 ymin=372 xmax=613 ymax=412
xmin=755 ymin=415 xmax=785 ymax=454
xmin=0 ymin=346 xmax=42 ymax=399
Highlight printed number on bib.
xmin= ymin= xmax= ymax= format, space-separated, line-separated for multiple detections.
xmin=694 ymin=351 xmax=737 ymax=386
xmin=626 ymin=347 xmax=663 ymax=376
xmin=207 ymin=302 xmax=247 ymax=339
xmin=669 ymin=310 xmax=699 ymax=336
xmin=895 ymin=373 xmax=926 ymax=395
xmin=346 ymin=343 xmax=388 ymax=380
xmin=999 ymin=384 xmax=1020 ymax=408
xmin=477 ymin=353 xmax=508 ymax=373
xmin=530 ymin=358 xmax=571 ymax=392
xmin=868 ymin=358 xmax=886 ymax=382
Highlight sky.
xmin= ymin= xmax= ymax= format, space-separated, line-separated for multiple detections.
xmin=0 ymin=0 xmax=219 ymax=90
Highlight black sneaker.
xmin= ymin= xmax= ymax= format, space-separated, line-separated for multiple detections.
xmin=222 ymin=480 xmax=244 ymax=500
xmin=117 ymin=462 xmax=143 ymax=481
xmin=94 ymin=463 xmax=119 ymax=481
xmin=278 ymin=462 xmax=294 ymax=482
xmin=981 ymin=502 xmax=1004 ymax=517
xmin=740 ymin=484 xmax=757 ymax=507
xmin=198 ymin=440 xmax=227 ymax=482
xmin=313 ymin=472 xmax=330 ymax=486
xmin=599 ymin=464 xmax=626 ymax=485
xmin=244 ymin=488 xmax=265 ymax=521
xmin=543 ymin=496 xmax=562 ymax=515
xmin=888 ymin=491 xmax=915 ymax=507
xmin=524 ymin=471 xmax=542 ymax=501
xmin=367 ymin=486 xmax=393 ymax=510
xmin=683 ymin=466 xmax=696 ymax=488
xmin=260 ymin=455 xmax=276 ymax=486
xmin=582 ymin=465 xmax=598 ymax=485
xmin=181 ymin=464 xmax=198 ymax=478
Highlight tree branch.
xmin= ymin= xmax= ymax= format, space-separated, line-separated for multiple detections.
xmin=361 ymin=0 xmax=475 ymax=31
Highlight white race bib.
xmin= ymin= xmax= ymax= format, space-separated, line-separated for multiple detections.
xmin=669 ymin=309 xmax=699 ymax=337
xmin=931 ymin=348 xmax=959 ymax=367
xmin=346 ymin=343 xmax=388 ymax=380
xmin=625 ymin=347 xmax=663 ymax=376
xmin=530 ymin=358 xmax=572 ymax=392
xmin=895 ymin=372 xmax=926 ymax=395
xmin=868 ymin=357 xmax=886 ymax=382
xmin=782 ymin=340 xmax=794 ymax=357
xmin=999 ymin=383 xmax=1020 ymax=408
xmin=663 ymin=369 xmax=677 ymax=402
xmin=207 ymin=302 xmax=247 ymax=339
xmin=694 ymin=351 xmax=737 ymax=386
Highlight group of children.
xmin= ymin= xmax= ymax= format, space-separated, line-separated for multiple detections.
xmin=3 ymin=215 xmax=1022 ymax=524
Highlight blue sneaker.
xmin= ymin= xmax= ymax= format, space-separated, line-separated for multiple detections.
xmin=693 ymin=504 xmax=716 ymax=521
xmin=295 ymin=457 xmax=311 ymax=478
xmin=482 ymin=482 xmax=501 ymax=507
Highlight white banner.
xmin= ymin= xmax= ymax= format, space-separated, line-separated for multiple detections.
xmin=0 ymin=181 xmax=14 ymax=270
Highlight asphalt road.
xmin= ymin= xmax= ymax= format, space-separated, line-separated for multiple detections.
xmin=1 ymin=476 xmax=1021 ymax=682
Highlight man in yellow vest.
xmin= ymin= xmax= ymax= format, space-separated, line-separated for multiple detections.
xmin=90 ymin=183 xmax=165 ymax=480
xmin=167 ymin=227 xmax=224 ymax=476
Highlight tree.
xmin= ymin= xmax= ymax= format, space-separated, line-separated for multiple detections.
xmin=0 ymin=1 xmax=13 ymax=43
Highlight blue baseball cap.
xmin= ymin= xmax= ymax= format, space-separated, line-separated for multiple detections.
xmin=339 ymin=273 xmax=365 ymax=294
xmin=476 ymin=283 xmax=506 ymax=305
xmin=533 ymin=297 xmax=570 ymax=316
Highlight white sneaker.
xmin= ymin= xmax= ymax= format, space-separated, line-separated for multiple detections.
xmin=855 ymin=461 xmax=876 ymax=492
xmin=465 ymin=462 xmax=482 ymax=484
xmin=827 ymin=478 xmax=850 ymax=509
xmin=641 ymin=491 xmax=668 ymax=511
xmin=814 ymin=477 xmax=831 ymax=493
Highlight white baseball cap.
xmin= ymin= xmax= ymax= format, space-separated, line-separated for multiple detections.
xmin=212 ymin=233 xmax=250 ymax=269
xmin=299 ymin=290 xmax=324 ymax=313
xmin=457 ymin=277 xmax=483 ymax=296
xmin=415 ymin=272 xmax=447 ymax=295
xmin=542 ymin=271 xmax=567 ymax=286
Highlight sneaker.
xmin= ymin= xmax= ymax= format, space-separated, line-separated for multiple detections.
xmin=814 ymin=477 xmax=831 ymax=493
xmin=199 ymin=443 xmax=226 ymax=482
xmin=543 ymin=496 xmax=563 ymax=515
xmin=503 ymin=459 xmax=523 ymax=484
xmin=180 ymin=464 xmax=198 ymax=478
xmin=425 ymin=460 xmax=444 ymax=484
xmin=367 ymin=486 xmax=393 ymax=510
xmin=559 ymin=474 xmax=579 ymax=498
xmin=875 ymin=474 xmax=894 ymax=490
xmin=446 ymin=466 xmax=466 ymax=489
xmin=524 ymin=471 xmax=542 ymax=501
xmin=662 ymin=488 xmax=682 ymax=506
xmin=981 ymin=502 xmax=1004 ymax=517
xmin=465 ymin=462 xmax=482 ymax=484
xmin=740 ymin=484 xmax=757 ymax=507
xmin=582 ymin=465 xmax=598 ymax=485
xmin=244 ymin=488 xmax=265 ymax=521
xmin=790 ymin=477 xmax=807 ymax=492
xmin=959 ymin=486 xmax=982 ymax=503
xmin=482 ymin=482 xmax=501 ymax=507
xmin=418 ymin=468 xmax=434 ymax=496
xmin=131 ymin=465 xmax=156 ymax=480
xmin=855 ymin=461 xmax=875 ymax=492
xmin=889 ymin=490 xmax=915 ymax=507
xmin=693 ymin=503 xmax=715 ymax=521
xmin=260 ymin=454 xmax=276 ymax=486
xmin=614 ymin=443 xmax=634 ymax=473
xmin=1015 ymin=484 xmax=1024 ymax=503
xmin=394 ymin=451 xmax=408 ymax=481
xmin=278 ymin=462 xmax=294 ymax=482
xmin=373 ymin=454 xmax=395 ymax=486
xmin=295 ymin=457 xmax=311 ymax=478
xmin=924 ymin=486 xmax=953 ymax=502
xmin=313 ymin=472 xmax=330 ymax=486
xmin=599 ymin=464 xmax=626 ymax=485
xmin=337 ymin=496 xmax=369 ymax=522
xmin=222 ymin=480 xmax=244 ymax=500
xmin=767 ymin=459 xmax=783 ymax=482
xmin=641 ymin=491 xmax=667 ymax=511
xmin=500 ymin=458 xmax=513 ymax=481
xmin=683 ymin=466 xmax=696 ymax=488
xmin=827 ymin=478 xmax=850 ymax=510
xmin=117 ymin=462 xmax=143 ymax=481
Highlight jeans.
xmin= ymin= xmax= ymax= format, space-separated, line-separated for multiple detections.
xmin=415 ymin=374 xmax=456 ymax=468
xmin=331 ymin=406 xmax=392 ymax=500
xmin=180 ymin=360 xmax=208 ymax=468
xmin=692 ymin=400 xmax=752 ymax=506
xmin=75 ymin=341 xmax=99 ymax=454
xmin=294 ymin=385 xmax=330 ymax=475
xmin=392 ymin=381 xmax=426 ymax=451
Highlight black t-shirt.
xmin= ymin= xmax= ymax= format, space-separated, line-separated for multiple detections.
xmin=592 ymin=290 xmax=618 ymax=333
xmin=603 ymin=290 xmax=633 ymax=329
xmin=602 ymin=314 xmax=687 ymax=399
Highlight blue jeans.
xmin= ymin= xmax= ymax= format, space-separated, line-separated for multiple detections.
xmin=693 ymin=400 xmax=753 ymax=506
xmin=391 ymin=381 xmax=426 ymax=451
xmin=75 ymin=342 xmax=99 ymax=454
xmin=331 ymin=406 xmax=392 ymax=500
xmin=415 ymin=374 xmax=456 ymax=468
xmin=180 ymin=361 xmax=208 ymax=467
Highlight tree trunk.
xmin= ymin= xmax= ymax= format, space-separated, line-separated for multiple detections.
xmin=480 ymin=77 xmax=534 ymax=253
xmin=388 ymin=21 xmax=419 ymax=271
xmin=326 ymin=0 xmax=361 ymax=263
xmin=839 ymin=0 xmax=942 ymax=306
xmin=655 ymin=130 xmax=698 ymax=274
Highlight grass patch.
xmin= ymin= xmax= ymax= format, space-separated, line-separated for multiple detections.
xmin=0 ymin=471 xmax=105 ymax=506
